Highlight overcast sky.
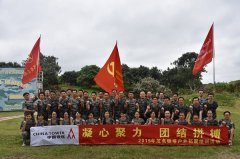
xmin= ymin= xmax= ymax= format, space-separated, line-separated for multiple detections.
xmin=0 ymin=0 xmax=239 ymax=84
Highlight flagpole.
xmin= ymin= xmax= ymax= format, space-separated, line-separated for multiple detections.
xmin=212 ymin=23 xmax=216 ymax=85
xmin=35 ymin=35 xmax=41 ymax=95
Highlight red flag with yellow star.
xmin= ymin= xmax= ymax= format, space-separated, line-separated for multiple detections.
xmin=94 ymin=43 xmax=124 ymax=94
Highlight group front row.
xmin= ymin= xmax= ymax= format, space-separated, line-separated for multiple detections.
xmin=21 ymin=109 xmax=235 ymax=146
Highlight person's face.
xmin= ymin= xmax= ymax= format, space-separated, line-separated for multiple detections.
xmin=153 ymin=98 xmax=158 ymax=104
xmin=92 ymin=93 xmax=97 ymax=100
xmin=104 ymin=112 xmax=110 ymax=118
xmin=193 ymin=115 xmax=199 ymax=122
xmin=112 ymin=90 xmax=116 ymax=96
xmin=135 ymin=112 xmax=140 ymax=118
xmin=179 ymin=113 xmax=185 ymax=120
xmin=39 ymin=94 xmax=45 ymax=100
xmin=193 ymin=99 xmax=199 ymax=105
xmin=52 ymin=112 xmax=57 ymax=118
xmin=72 ymin=91 xmax=77 ymax=97
xmin=88 ymin=113 xmax=93 ymax=119
xmin=98 ymin=92 xmax=103 ymax=98
xmin=128 ymin=93 xmax=134 ymax=99
xmin=104 ymin=93 xmax=109 ymax=99
xmin=120 ymin=113 xmax=126 ymax=118
xmin=78 ymin=91 xmax=83 ymax=97
xmin=50 ymin=92 xmax=56 ymax=99
xmin=45 ymin=90 xmax=50 ymax=97
xmin=24 ymin=94 xmax=30 ymax=100
xmin=76 ymin=112 xmax=81 ymax=118
xmin=147 ymin=92 xmax=152 ymax=98
xmin=224 ymin=113 xmax=230 ymax=120
xmin=26 ymin=115 xmax=32 ymax=121
xmin=173 ymin=94 xmax=178 ymax=101
xmin=119 ymin=91 xmax=124 ymax=98
xmin=61 ymin=92 xmax=66 ymax=98
xmin=83 ymin=92 xmax=89 ymax=98
xmin=198 ymin=91 xmax=204 ymax=97
xmin=165 ymin=111 xmax=170 ymax=118
xmin=178 ymin=98 xmax=184 ymax=105
xmin=159 ymin=93 xmax=164 ymax=99
xmin=151 ymin=112 xmax=156 ymax=118
xmin=38 ymin=115 xmax=44 ymax=120
xmin=207 ymin=111 xmax=213 ymax=118
xmin=64 ymin=112 xmax=69 ymax=118
xmin=164 ymin=98 xmax=170 ymax=105
xmin=67 ymin=90 xmax=72 ymax=96
xmin=208 ymin=95 xmax=214 ymax=101
xmin=140 ymin=92 xmax=145 ymax=99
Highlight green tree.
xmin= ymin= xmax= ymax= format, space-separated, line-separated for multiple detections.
xmin=77 ymin=65 xmax=100 ymax=88
xmin=161 ymin=52 xmax=204 ymax=91
xmin=0 ymin=62 xmax=22 ymax=68
xmin=59 ymin=71 xmax=78 ymax=86
xmin=133 ymin=77 xmax=161 ymax=93
xmin=40 ymin=53 xmax=61 ymax=89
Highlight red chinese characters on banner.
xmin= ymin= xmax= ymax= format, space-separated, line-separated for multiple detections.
xmin=79 ymin=125 xmax=229 ymax=145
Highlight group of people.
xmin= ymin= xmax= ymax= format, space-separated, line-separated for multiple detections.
xmin=21 ymin=89 xmax=235 ymax=146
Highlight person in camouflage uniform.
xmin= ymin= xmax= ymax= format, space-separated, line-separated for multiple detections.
xmin=86 ymin=112 xmax=99 ymax=125
xmin=58 ymin=90 xmax=71 ymax=118
xmin=175 ymin=112 xmax=188 ymax=125
xmin=150 ymin=97 xmax=161 ymax=118
xmin=174 ymin=97 xmax=189 ymax=121
xmin=146 ymin=111 xmax=160 ymax=125
xmin=136 ymin=91 xmax=148 ymax=120
xmin=131 ymin=111 xmax=145 ymax=125
xmin=114 ymin=91 xmax=126 ymax=120
xmin=22 ymin=92 xmax=35 ymax=123
xmin=116 ymin=112 xmax=129 ymax=124
xmin=100 ymin=92 xmax=115 ymax=120
xmin=48 ymin=91 xmax=59 ymax=118
xmin=203 ymin=92 xmax=218 ymax=119
xmin=161 ymin=110 xmax=174 ymax=125
xmin=34 ymin=92 xmax=49 ymax=121
xmin=219 ymin=111 xmax=235 ymax=145
xmin=171 ymin=93 xmax=179 ymax=107
xmin=203 ymin=110 xmax=218 ymax=126
xmin=90 ymin=92 xmax=100 ymax=120
xmin=80 ymin=91 xmax=91 ymax=120
xmin=146 ymin=91 xmax=153 ymax=106
xmin=69 ymin=89 xmax=80 ymax=119
xmin=191 ymin=114 xmax=204 ymax=126
xmin=160 ymin=96 xmax=175 ymax=119
xmin=125 ymin=91 xmax=137 ymax=121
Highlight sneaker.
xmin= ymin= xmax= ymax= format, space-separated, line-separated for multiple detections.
xmin=22 ymin=143 xmax=26 ymax=146
xmin=229 ymin=140 xmax=232 ymax=146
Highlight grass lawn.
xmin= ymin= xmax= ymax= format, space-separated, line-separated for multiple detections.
xmin=0 ymin=111 xmax=23 ymax=118
xmin=0 ymin=92 xmax=239 ymax=159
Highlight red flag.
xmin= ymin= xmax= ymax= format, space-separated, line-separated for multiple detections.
xmin=94 ymin=43 xmax=124 ymax=94
xmin=192 ymin=24 xmax=214 ymax=75
xmin=22 ymin=37 xmax=41 ymax=84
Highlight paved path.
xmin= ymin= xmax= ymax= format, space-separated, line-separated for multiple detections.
xmin=0 ymin=115 xmax=23 ymax=122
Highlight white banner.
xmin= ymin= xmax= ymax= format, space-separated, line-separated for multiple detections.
xmin=30 ymin=125 xmax=79 ymax=146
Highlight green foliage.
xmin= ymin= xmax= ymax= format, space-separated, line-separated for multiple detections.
xmin=161 ymin=52 xmax=204 ymax=91
xmin=133 ymin=77 xmax=161 ymax=93
xmin=40 ymin=53 xmax=61 ymax=89
xmin=0 ymin=62 xmax=22 ymax=68
xmin=76 ymin=65 xmax=100 ymax=88
xmin=59 ymin=71 xmax=79 ymax=86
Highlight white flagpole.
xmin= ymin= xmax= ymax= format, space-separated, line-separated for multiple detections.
xmin=212 ymin=23 xmax=216 ymax=85
xmin=35 ymin=35 xmax=41 ymax=95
